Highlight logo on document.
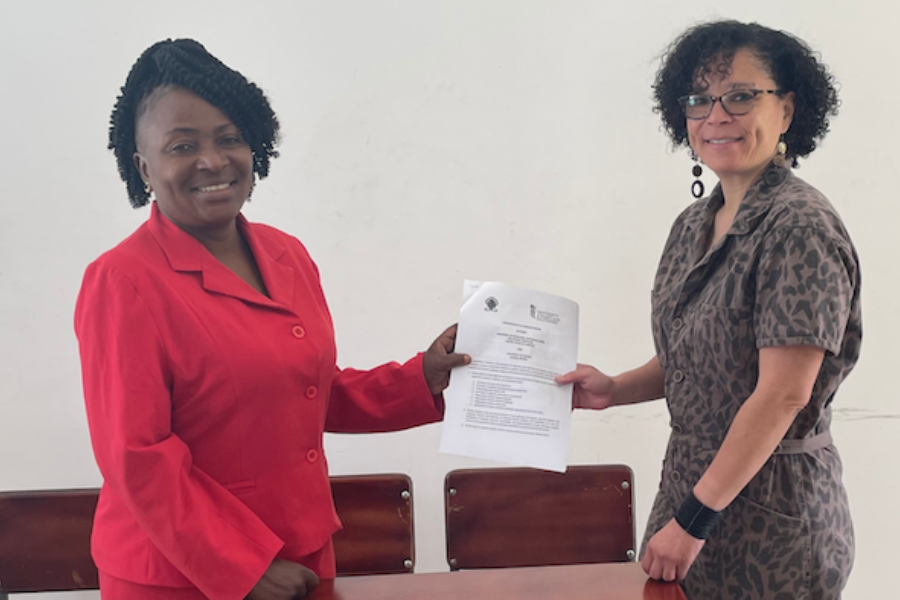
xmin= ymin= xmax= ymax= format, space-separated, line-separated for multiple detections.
xmin=529 ymin=303 xmax=560 ymax=325
xmin=484 ymin=297 xmax=499 ymax=312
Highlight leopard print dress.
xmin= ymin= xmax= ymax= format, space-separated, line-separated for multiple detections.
xmin=642 ymin=164 xmax=861 ymax=600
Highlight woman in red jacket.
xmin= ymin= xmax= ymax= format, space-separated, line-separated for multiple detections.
xmin=75 ymin=38 xmax=468 ymax=600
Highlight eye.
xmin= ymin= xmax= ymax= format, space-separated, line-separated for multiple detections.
xmin=219 ymin=132 xmax=246 ymax=146
xmin=169 ymin=142 xmax=195 ymax=153
xmin=725 ymin=90 xmax=755 ymax=103
xmin=686 ymin=95 xmax=711 ymax=108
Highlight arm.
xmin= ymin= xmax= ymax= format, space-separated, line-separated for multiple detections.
xmin=641 ymin=344 xmax=825 ymax=582
xmin=555 ymin=356 xmax=665 ymax=410
xmin=281 ymin=234 xmax=469 ymax=432
xmin=693 ymin=345 xmax=824 ymax=509
xmin=325 ymin=325 xmax=469 ymax=433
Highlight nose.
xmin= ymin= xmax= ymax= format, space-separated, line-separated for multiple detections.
xmin=706 ymin=98 xmax=733 ymax=124
xmin=195 ymin=144 xmax=228 ymax=171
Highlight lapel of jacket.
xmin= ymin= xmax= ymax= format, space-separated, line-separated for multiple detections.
xmin=239 ymin=216 xmax=295 ymax=310
xmin=146 ymin=203 xmax=295 ymax=312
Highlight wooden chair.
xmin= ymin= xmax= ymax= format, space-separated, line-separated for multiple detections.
xmin=0 ymin=474 xmax=415 ymax=596
xmin=444 ymin=465 xmax=635 ymax=570
xmin=330 ymin=473 xmax=416 ymax=576
xmin=0 ymin=489 xmax=98 ymax=597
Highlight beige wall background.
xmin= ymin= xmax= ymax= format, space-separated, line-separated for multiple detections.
xmin=1 ymin=1 xmax=896 ymax=598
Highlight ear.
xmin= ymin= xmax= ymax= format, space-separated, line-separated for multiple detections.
xmin=133 ymin=152 xmax=151 ymax=188
xmin=780 ymin=91 xmax=796 ymax=133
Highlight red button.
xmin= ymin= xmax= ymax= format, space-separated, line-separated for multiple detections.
xmin=292 ymin=325 xmax=306 ymax=339
xmin=306 ymin=449 xmax=319 ymax=462
xmin=306 ymin=386 xmax=318 ymax=399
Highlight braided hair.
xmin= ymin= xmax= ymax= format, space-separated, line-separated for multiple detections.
xmin=653 ymin=21 xmax=839 ymax=167
xmin=108 ymin=39 xmax=280 ymax=208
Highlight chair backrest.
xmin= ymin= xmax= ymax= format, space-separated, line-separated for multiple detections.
xmin=444 ymin=465 xmax=635 ymax=570
xmin=0 ymin=474 xmax=415 ymax=596
xmin=330 ymin=473 xmax=416 ymax=576
xmin=0 ymin=488 xmax=99 ymax=596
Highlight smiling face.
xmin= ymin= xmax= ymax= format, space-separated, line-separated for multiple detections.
xmin=134 ymin=86 xmax=253 ymax=235
xmin=688 ymin=49 xmax=794 ymax=188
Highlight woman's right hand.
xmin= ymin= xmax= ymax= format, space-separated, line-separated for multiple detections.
xmin=246 ymin=559 xmax=320 ymax=600
xmin=555 ymin=364 xmax=616 ymax=410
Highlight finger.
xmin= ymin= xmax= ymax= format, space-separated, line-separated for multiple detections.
xmin=662 ymin=563 xmax=677 ymax=583
xmin=555 ymin=364 xmax=593 ymax=385
xmin=641 ymin=551 xmax=653 ymax=576
xmin=306 ymin=572 xmax=320 ymax=593
xmin=554 ymin=371 xmax=580 ymax=384
xmin=571 ymin=389 xmax=585 ymax=409
xmin=642 ymin=551 xmax=665 ymax=582
xmin=648 ymin=559 xmax=663 ymax=581
xmin=435 ymin=324 xmax=459 ymax=348
xmin=432 ymin=352 xmax=471 ymax=370
xmin=295 ymin=570 xmax=319 ymax=598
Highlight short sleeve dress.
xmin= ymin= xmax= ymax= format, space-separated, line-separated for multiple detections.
xmin=643 ymin=163 xmax=861 ymax=600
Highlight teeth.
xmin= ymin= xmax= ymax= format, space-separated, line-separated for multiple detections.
xmin=709 ymin=139 xmax=739 ymax=144
xmin=198 ymin=183 xmax=230 ymax=192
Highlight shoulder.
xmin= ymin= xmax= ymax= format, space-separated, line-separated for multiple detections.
xmin=75 ymin=224 xmax=164 ymax=334
xmin=674 ymin=196 xmax=710 ymax=226
xmin=758 ymin=175 xmax=861 ymax=284
xmin=661 ymin=195 xmax=711 ymax=251
xmin=248 ymin=221 xmax=306 ymax=248
xmin=766 ymin=174 xmax=853 ymax=246
xmin=246 ymin=221 xmax=315 ymax=261
xmin=82 ymin=221 xmax=160 ymax=285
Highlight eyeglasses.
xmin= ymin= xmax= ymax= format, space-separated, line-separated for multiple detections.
xmin=678 ymin=89 xmax=783 ymax=120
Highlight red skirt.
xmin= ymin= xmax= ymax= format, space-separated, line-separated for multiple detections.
xmin=99 ymin=540 xmax=335 ymax=599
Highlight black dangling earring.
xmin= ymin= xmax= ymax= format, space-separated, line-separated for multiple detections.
xmin=691 ymin=154 xmax=705 ymax=199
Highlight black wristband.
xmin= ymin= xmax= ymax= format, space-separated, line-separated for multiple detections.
xmin=675 ymin=490 xmax=721 ymax=540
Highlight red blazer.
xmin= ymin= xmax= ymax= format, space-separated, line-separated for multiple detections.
xmin=74 ymin=203 xmax=441 ymax=599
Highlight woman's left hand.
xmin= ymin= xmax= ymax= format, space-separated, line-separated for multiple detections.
xmin=641 ymin=519 xmax=705 ymax=582
xmin=423 ymin=324 xmax=471 ymax=394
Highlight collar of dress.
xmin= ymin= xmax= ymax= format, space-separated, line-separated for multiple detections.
xmin=683 ymin=161 xmax=792 ymax=238
xmin=144 ymin=202 xmax=296 ymax=310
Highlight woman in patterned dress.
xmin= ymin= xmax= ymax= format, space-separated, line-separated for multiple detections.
xmin=558 ymin=21 xmax=859 ymax=600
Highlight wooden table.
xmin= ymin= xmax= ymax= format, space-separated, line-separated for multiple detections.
xmin=310 ymin=563 xmax=687 ymax=600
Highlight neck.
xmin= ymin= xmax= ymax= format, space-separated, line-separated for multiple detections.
xmin=717 ymin=159 xmax=773 ymax=210
xmin=156 ymin=206 xmax=244 ymax=260
xmin=188 ymin=223 xmax=244 ymax=260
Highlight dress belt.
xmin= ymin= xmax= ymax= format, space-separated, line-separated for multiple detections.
xmin=774 ymin=431 xmax=833 ymax=455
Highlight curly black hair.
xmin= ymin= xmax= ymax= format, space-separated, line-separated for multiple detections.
xmin=653 ymin=21 xmax=839 ymax=167
xmin=108 ymin=39 xmax=280 ymax=208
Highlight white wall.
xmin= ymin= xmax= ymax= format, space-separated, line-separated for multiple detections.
xmin=1 ymin=1 xmax=897 ymax=598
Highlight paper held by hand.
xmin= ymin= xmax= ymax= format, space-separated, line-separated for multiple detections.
xmin=439 ymin=280 xmax=579 ymax=473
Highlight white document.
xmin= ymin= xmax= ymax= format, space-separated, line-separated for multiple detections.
xmin=440 ymin=280 xmax=579 ymax=472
